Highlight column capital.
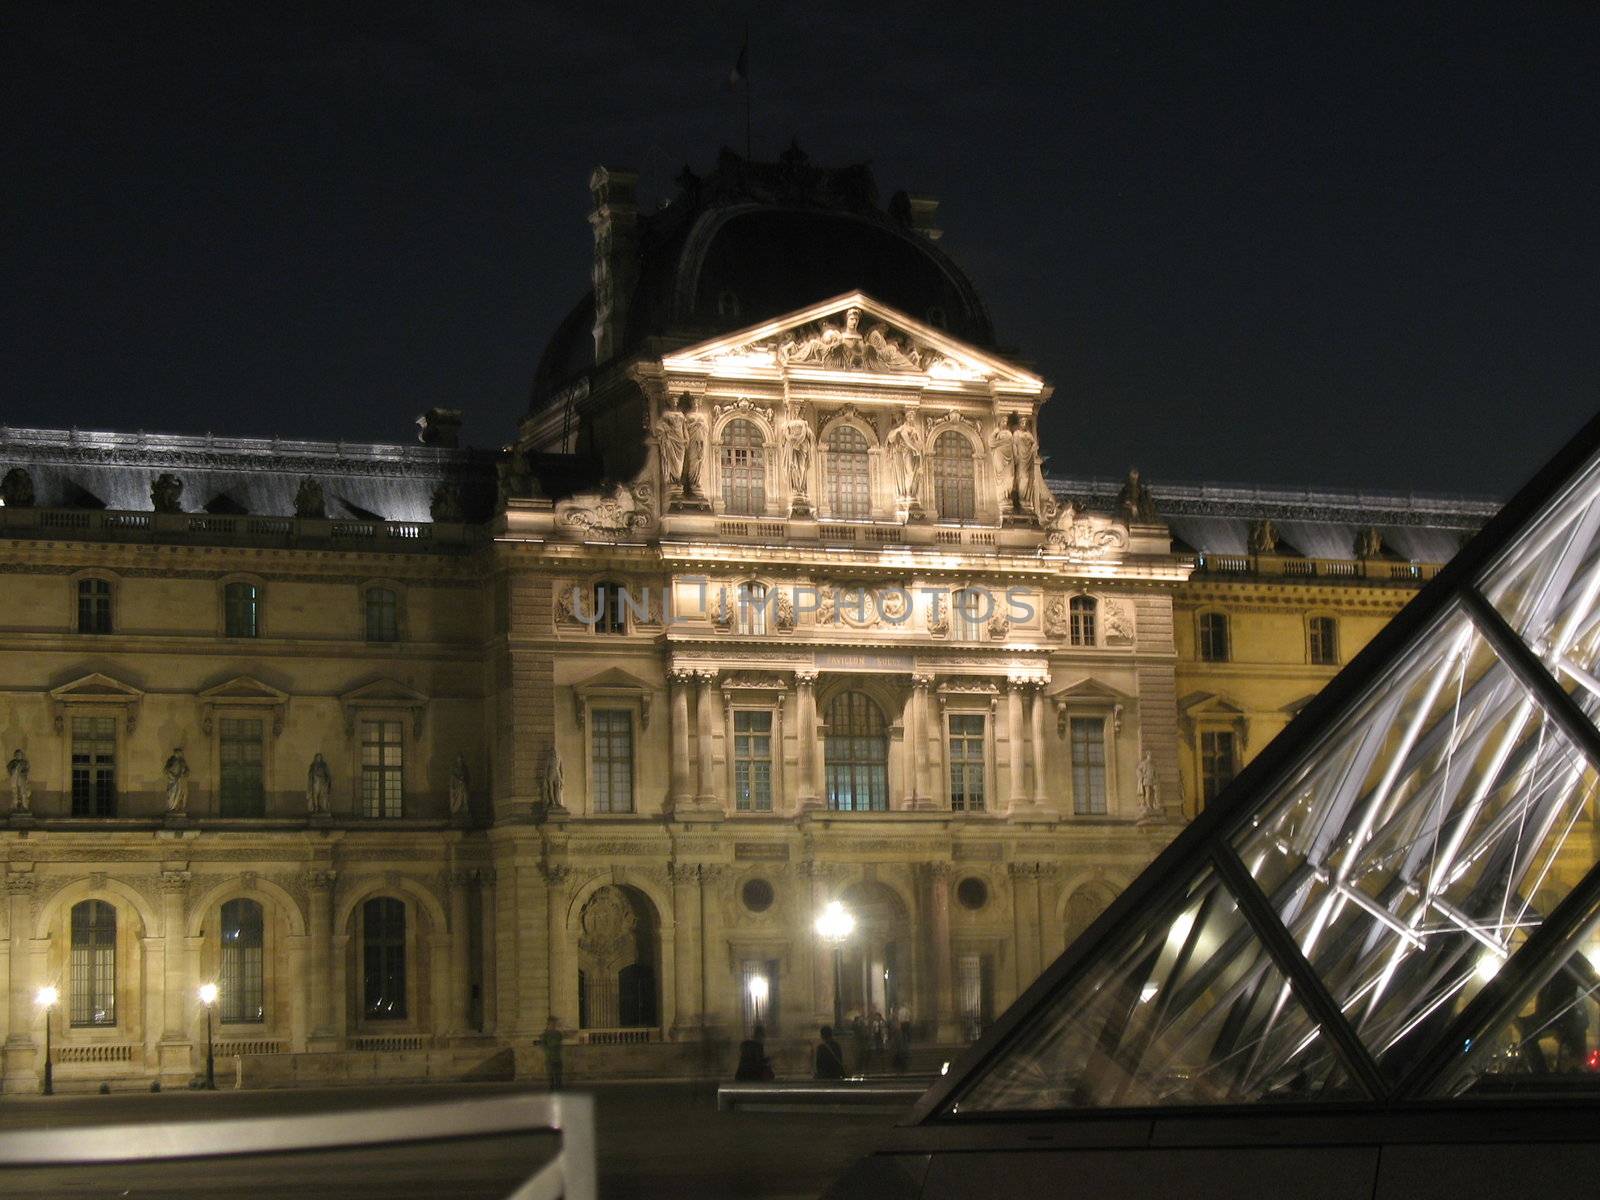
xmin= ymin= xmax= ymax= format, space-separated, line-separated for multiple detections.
xmin=668 ymin=667 xmax=697 ymax=686
xmin=159 ymin=869 xmax=192 ymax=894
xmin=794 ymin=669 xmax=818 ymax=687
xmin=305 ymin=869 xmax=338 ymax=892
xmin=5 ymin=874 xmax=36 ymax=896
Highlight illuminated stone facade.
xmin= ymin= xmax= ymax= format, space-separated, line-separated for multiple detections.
xmin=0 ymin=151 xmax=1496 ymax=1087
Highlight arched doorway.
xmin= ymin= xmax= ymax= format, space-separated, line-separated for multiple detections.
xmin=577 ymin=885 xmax=659 ymax=1029
xmin=1064 ymin=880 xmax=1119 ymax=946
xmin=836 ymin=881 xmax=911 ymax=1025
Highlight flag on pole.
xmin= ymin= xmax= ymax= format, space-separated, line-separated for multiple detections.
xmin=727 ymin=33 xmax=748 ymax=90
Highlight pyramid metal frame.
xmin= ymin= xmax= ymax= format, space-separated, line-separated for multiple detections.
xmin=911 ymin=409 xmax=1600 ymax=1123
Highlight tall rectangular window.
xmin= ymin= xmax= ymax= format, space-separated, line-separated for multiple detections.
xmin=77 ymin=578 xmax=112 ymax=634
xmin=741 ymin=957 xmax=780 ymax=1033
xmin=1198 ymin=612 xmax=1231 ymax=662
xmin=1069 ymin=596 xmax=1097 ymax=646
xmin=733 ymin=710 xmax=773 ymax=812
xmin=70 ymin=716 xmax=116 ymax=817
xmin=362 ymin=897 xmax=407 ymax=1020
xmin=219 ymin=718 xmax=265 ymax=817
xmin=220 ymin=899 xmax=265 ymax=1024
xmin=590 ymin=709 xmax=634 ymax=814
xmin=956 ymin=953 xmax=991 ymax=1042
xmin=1201 ymin=730 xmax=1237 ymax=806
xmin=1309 ymin=615 xmax=1339 ymax=665
xmin=365 ymin=587 xmax=399 ymax=642
xmin=224 ymin=582 xmax=259 ymax=638
xmin=361 ymin=719 xmax=404 ymax=818
xmin=592 ymin=581 xmax=628 ymax=634
xmin=951 ymin=589 xmax=986 ymax=641
xmin=1070 ymin=716 xmax=1107 ymax=815
xmin=70 ymin=900 xmax=116 ymax=1027
xmin=948 ymin=714 xmax=986 ymax=811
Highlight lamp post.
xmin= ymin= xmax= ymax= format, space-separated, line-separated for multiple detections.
xmin=197 ymin=983 xmax=218 ymax=1090
xmin=814 ymin=900 xmax=855 ymax=1031
xmin=35 ymin=985 xmax=58 ymax=1096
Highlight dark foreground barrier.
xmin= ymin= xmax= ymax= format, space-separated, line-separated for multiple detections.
xmin=718 ymin=1078 xmax=931 ymax=1114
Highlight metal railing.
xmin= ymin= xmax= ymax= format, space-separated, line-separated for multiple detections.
xmin=1195 ymin=551 xmax=1442 ymax=583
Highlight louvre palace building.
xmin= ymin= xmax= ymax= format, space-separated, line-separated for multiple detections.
xmin=0 ymin=148 xmax=1496 ymax=1088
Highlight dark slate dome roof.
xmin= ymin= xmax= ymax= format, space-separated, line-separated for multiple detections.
xmin=531 ymin=145 xmax=996 ymax=409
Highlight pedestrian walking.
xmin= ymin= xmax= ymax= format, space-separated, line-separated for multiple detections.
xmin=889 ymin=1021 xmax=910 ymax=1073
xmin=813 ymin=1025 xmax=846 ymax=1080
xmin=540 ymin=1015 xmax=565 ymax=1091
xmin=735 ymin=1024 xmax=775 ymax=1081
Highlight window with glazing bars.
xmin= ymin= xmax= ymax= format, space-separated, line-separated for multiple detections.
xmin=219 ymin=717 xmax=265 ymax=817
xmin=734 ymin=710 xmax=773 ymax=811
xmin=720 ymin=419 xmax=766 ymax=515
xmin=77 ymin=578 xmax=112 ymax=634
xmin=365 ymin=587 xmax=399 ymax=642
xmin=224 ymin=582 xmax=259 ymax=638
xmin=931 ymin=432 xmax=976 ymax=520
xmin=948 ymin=713 xmax=986 ymax=811
xmin=362 ymin=897 xmax=406 ymax=1020
xmin=1070 ymin=596 xmax=1097 ymax=646
xmin=1198 ymin=611 xmax=1231 ymax=662
xmin=220 ymin=898 xmax=265 ymax=1023
xmin=952 ymin=588 xmax=986 ymax=641
xmin=71 ymin=716 xmax=116 ymax=817
xmin=70 ymin=900 xmax=116 ymax=1027
xmin=590 ymin=709 xmax=634 ymax=813
xmin=361 ymin=719 xmax=403 ymax=818
xmin=1200 ymin=729 xmax=1236 ymax=806
xmin=738 ymin=582 xmax=768 ymax=635
xmin=826 ymin=425 xmax=870 ymax=518
xmin=825 ymin=692 xmax=888 ymax=811
xmin=1070 ymin=716 xmax=1107 ymax=814
xmin=591 ymin=580 xmax=628 ymax=634
xmin=1309 ymin=615 xmax=1339 ymax=664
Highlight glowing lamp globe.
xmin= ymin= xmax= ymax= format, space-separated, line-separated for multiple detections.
xmin=814 ymin=900 xmax=855 ymax=944
xmin=35 ymin=985 xmax=59 ymax=1009
xmin=197 ymin=983 xmax=219 ymax=1006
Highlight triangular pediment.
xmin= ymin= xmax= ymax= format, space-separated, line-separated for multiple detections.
xmin=49 ymin=673 xmax=143 ymax=703
xmin=1178 ymin=690 xmax=1246 ymax=717
xmin=1049 ymin=676 xmax=1134 ymax=705
xmin=198 ymin=675 xmax=288 ymax=704
xmin=660 ymin=291 xmax=1045 ymax=394
xmin=338 ymin=678 xmax=428 ymax=708
xmin=573 ymin=667 xmax=654 ymax=693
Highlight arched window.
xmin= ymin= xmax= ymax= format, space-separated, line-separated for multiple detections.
xmin=825 ymin=425 xmax=870 ymax=518
xmin=592 ymin=580 xmax=628 ymax=635
xmin=1199 ymin=611 xmax=1231 ymax=662
xmin=220 ymin=899 xmax=265 ymax=1024
xmin=720 ymin=419 xmax=766 ymax=515
xmin=931 ymin=432 xmax=976 ymax=521
xmin=365 ymin=587 xmax=399 ymax=642
xmin=362 ymin=897 xmax=406 ymax=1020
xmin=1069 ymin=595 xmax=1097 ymax=646
xmin=70 ymin=900 xmax=116 ymax=1027
xmin=77 ymin=577 xmax=113 ymax=634
xmin=577 ymin=885 xmax=659 ymax=1029
xmin=825 ymin=692 xmax=889 ymax=812
xmin=224 ymin=581 xmax=259 ymax=638
xmin=738 ymin=581 xmax=768 ymax=636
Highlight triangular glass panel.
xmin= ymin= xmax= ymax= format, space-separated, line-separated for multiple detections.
xmin=948 ymin=867 xmax=1356 ymax=1114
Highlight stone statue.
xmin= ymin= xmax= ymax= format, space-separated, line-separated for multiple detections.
xmin=780 ymin=406 xmax=816 ymax=503
xmin=151 ymin=473 xmax=184 ymax=514
xmin=656 ymin=398 xmax=689 ymax=491
xmin=542 ymin=746 xmax=566 ymax=813
xmin=1 ymin=468 xmax=35 ymax=508
xmin=1116 ymin=468 xmax=1159 ymax=523
xmin=1137 ymin=750 xmax=1162 ymax=821
xmin=1248 ymin=519 xmax=1279 ymax=554
xmin=496 ymin=448 xmax=539 ymax=506
xmin=773 ymin=589 xmax=795 ymax=631
xmin=990 ymin=420 xmax=1017 ymax=511
xmin=163 ymin=748 xmax=190 ymax=815
xmin=429 ymin=483 xmax=463 ymax=522
xmin=306 ymin=752 xmax=331 ymax=814
xmin=6 ymin=750 xmax=30 ymax=814
xmin=1354 ymin=526 xmax=1384 ymax=559
xmin=1011 ymin=415 xmax=1049 ymax=521
xmin=449 ymin=753 xmax=470 ymax=816
xmin=657 ymin=395 xmax=707 ymax=500
xmin=886 ymin=413 xmax=926 ymax=503
xmin=293 ymin=477 xmax=326 ymax=519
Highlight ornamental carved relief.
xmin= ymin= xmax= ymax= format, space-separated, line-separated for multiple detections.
xmin=556 ymin=482 xmax=654 ymax=539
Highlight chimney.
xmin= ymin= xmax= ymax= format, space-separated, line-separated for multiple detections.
xmin=905 ymin=195 xmax=942 ymax=241
xmin=588 ymin=165 xmax=640 ymax=363
xmin=416 ymin=407 xmax=463 ymax=448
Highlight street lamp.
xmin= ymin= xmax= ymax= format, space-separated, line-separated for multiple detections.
xmin=35 ymin=985 xmax=59 ymax=1096
xmin=814 ymin=900 xmax=855 ymax=1030
xmin=746 ymin=972 xmax=770 ymax=1029
xmin=197 ymin=982 xmax=219 ymax=1090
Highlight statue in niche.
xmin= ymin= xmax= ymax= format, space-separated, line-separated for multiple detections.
xmin=886 ymin=413 xmax=926 ymax=503
xmin=990 ymin=419 xmax=1017 ymax=511
xmin=780 ymin=405 xmax=816 ymax=503
xmin=1011 ymin=414 xmax=1049 ymax=521
xmin=1137 ymin=749 xmax=1162 ymax=821
xmin=293 ymin=477 xmax=326 ymax=519
xmin=1044 ymin=595 xmax=1070 ymax=638
xmin=815 ymin=585 xmax=836 ymax=627
xmin=7 ymin=750 xmax=31 ymax=814
xmin=429 ymin=483 xmax=463 ymax=522
xmin=1103 ymin=597 xmax=1135 ymax=643
xmin=449 ymin=753 xmax=470 ymax=817
xmin=1117 ymin=468 xmax=1159 ymax=523
xmin=151 ymin=473 xmax=184 ymax=514
xmin=1 ymin=468 xmax=35 ymax=508
xmin=163 ymin=748 xmax=190 ymax=815
xmin=774 ymin=589 xmax=795 ymax=631
xmin=1354 ymin=526 xmax=1384 ymax=559
xmin=1249 ymin=519 xmax=1279 ymax=555
xmin=542 ymin=746 xmax=566 ymax=813
xmin=306 ymin=752 xmax=331 ymax=814
xmin=657 ymin=394 xmax=707 ymax=499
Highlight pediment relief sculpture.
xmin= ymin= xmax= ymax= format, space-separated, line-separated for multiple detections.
xmin=557 ymin=481 xmax=654 ymax=539
xmin=1044 ymin=503 xmax=1131 ymax=560
xmin=708 ymin=307 xmax=975 ymax=379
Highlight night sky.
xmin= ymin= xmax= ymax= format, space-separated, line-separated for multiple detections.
xmin=6 ymin=3 xmax=1598 ymax=497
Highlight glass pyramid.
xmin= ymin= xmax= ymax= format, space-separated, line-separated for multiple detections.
xmin=921 ymin=412 xmax=1600 ymax=1119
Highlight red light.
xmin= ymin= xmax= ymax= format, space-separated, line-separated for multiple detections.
xmin=1586 ymin=1049 xmax=1600 ymax=1072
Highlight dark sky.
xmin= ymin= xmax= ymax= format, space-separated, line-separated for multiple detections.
xmin=5 ymin=3 xmax=1598 ymax=496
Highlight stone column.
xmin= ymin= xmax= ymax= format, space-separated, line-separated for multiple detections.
xmin=668 ymin=670 xmax=696 ymax=813
xmin=795 ymin=672 xmax=820 ymax=809
xmin=479 ymin=870 xmax=498 ymax=1034
xmin=3 ymin=876 xmax=37 ymax=1090
xmin=1009 ymin=864 xmax=1042 ymax=988
xmin=1002 ymin=679 xmax=1027 ymax=813
xmin=694 ymin=670 xmax=720 ymax=809
xmin=157 ymin=869 xmax=193 ymax=1084
xmin=804 ymin=862 xmax=836 ymax=1028
xmin=542 ymin=865 xmax=567 ymax=1034
xmin=306 ymin=870 xmax=337 ymax=1048
xmin=698 ymin=865 xmax=729 ymax=1033
xmin=908 ymin=675 xmax=934 ymax=809
xmin=448 ymin=871 xmax=471 ymax=1036
xmin=1029 ymin=683 xmax=1050 ymax=805
xmin=925 ymin=862 xmax=956 ymax=1043
xmin=671 ymin=864 xmax=702 ymax=1036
